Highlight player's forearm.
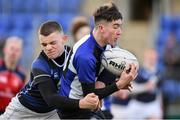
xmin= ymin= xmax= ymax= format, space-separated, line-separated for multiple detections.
xmin=94 ymin=82 xmax=119 ymax=99
xmin=81 ymin=82 xmax=118 ymax=100
xmin=37 ymin=78 xmax=80 ymax=111
xmin=45 ymin=94 xmax=80 ymax=111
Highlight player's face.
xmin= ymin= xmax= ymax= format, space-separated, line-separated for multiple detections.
xmin=4 ymin=40 xmax=22 ymax=64
xmin=144 ymin=49 xmax=157 ymax=71
xmin=75 ymin=26 xmax=91 ymax=42
xmin=103 ymin=19 xmax=122 ymax=46
xmin=39 ymin=32 xmax=66 ymax=59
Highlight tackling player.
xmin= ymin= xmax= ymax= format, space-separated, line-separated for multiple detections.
xmin=0 ymin=21 xmax=100 ymax=119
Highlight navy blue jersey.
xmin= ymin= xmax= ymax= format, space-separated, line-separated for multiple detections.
xmin=60 ymin=33 xmax=105 ymax=99
xmin=18 ymin=46 xmax=70 ymax=113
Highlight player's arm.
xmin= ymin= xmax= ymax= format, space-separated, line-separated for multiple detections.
xmin=36 ymin=76 xmax=98 ymax=111
xmin=76 ymin=57 xmax=118 ymax=100
xmin=82 ymin=82 xmax=118 ymax=100
xmin=32 ymin=63 xmax=99 ymax=111
xmin=97 ymin=69 xmax=117 ymax=86
xmin=78 ymin=57 xmax=137 ymax=100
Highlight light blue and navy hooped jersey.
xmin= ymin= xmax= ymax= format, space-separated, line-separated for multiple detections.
xmin=60 ymin=32 xmax=107 ymax=99
xmin=18 ymin=46 xmax=70 ymax=113
xmin=134 ymin=67 xmax=159 ymax=102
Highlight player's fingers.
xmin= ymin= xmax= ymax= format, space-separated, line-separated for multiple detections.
xmin=85 ymin=93 xmax=98 ymax=104
xmin=134 ymin=64 xmax=138 ymax=78
xmin=130 ymin=63 xmax=136 ymax=72
xmin=128 ymin=83 xmax=133 ymax=89
xmin=88 ymin=93 xmax=97 ymax=97
xmin=134 ymin=73 xmax=138 ymax=79
xmin=129 ymin=63 xmax=137 ymax=78
xmin=128 ymin=86 xmax=132 ymax=92
xmin=95 ymin=101 xmax=101 ymax=111
xmin=88 ymin=96 xmax=99 ymax=104
xmin=124 ymin=64 xmax=131 ymax=74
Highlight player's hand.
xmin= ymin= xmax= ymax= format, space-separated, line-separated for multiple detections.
xmin=116 ymin=63 xmax=138 ymax=90
xmin=92 ymin=99 xmax=102 ymax=112
xmin=113 ymin=90 xmax=130 ymax=99
xmin=79 ymin=93 xmax=99 ymax=110
xmin=121 ymin=82 xmax=133 ymax=92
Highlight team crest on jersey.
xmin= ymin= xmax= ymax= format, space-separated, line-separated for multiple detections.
xmin=54 ymin=72 xmax=59 ymax=79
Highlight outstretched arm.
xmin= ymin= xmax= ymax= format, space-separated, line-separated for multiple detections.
xmin=37 ymin=77 xmax=99 ymax=111
xmin=81 ymin=63 xmax=137 ymax=100
xmin=32 ymin=59 xmax=99 ymax=111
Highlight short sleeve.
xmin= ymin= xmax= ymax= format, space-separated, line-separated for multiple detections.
xmin=75 ymin=55 xmax=96 ymax=83
xmin=31 ymin=59 xmax=51 ymax=85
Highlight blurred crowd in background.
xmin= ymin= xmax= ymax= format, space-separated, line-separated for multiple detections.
xmin=0 ymin=0 xmax=180 ymax=119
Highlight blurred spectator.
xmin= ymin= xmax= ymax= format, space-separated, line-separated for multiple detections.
xmin=0 ymin=36 xmax=26 ymax=114
xmin=156 ymin=16 xmax=180 ymax=119
xmin=70 ymin=16 xmax=91 ymax=43
xmin=111 ymin=89 xmax=132 ymax=119
xmin=129 ymin=48 xmax=162 ymax=120
xmin=0 ymin=38 xmax=6 ymax=58
xmin=159 ymin=24 xmax=180 ymax=119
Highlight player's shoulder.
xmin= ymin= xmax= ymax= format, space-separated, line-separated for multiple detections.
xmin=32 ymin=53 xmax=50 ymax=70
xmin=75 ymin=45 xmax=96 ymax=63
xmin=75 ymin=51 xmax=96 ymax=66
xmin=32 ymin=58 xmax=49 ymax=68
xmin=73 ymin=35 xmax=91 ymax=51
xmin=31 ymin=59 xmax=51 ymax=75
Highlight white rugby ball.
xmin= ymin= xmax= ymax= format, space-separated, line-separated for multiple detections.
xmin=101 ymin=47 xmax=139 ymax=76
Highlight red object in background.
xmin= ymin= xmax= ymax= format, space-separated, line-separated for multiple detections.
xmin=0 ymin=59 xmax=26 ymax=112
xmin=0 ymin=71 xmax=24 ymax=111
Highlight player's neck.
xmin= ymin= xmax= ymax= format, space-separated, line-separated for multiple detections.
xmin=93 ymin=29 xmax=106 ymax=47
xmin=57 ymin=47 xmax=64 ymax=58
xmin=4 ymin=58 xmax=16 ymax=70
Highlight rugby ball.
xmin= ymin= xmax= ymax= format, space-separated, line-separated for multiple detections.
xmin=101 ymin=47 xmax=139 ymax=76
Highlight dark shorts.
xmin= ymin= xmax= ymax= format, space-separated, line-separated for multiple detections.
xmin=0 ymin=111 xmax=5 ymax=115
xmin=102 ymin=110 xmax=113 ymax=119
xmin=58 ymin=109 xmax=105 ymax=119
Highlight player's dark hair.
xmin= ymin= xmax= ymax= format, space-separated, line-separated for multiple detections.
xmin=93 ymin=2 xmax=122 ymax=24
xmin=39 ymin=21 xmax=63 ymax=36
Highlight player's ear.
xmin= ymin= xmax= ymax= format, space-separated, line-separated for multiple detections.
xmin=98 ymin=24 xmax=104 ymax=32
xmin=62 ymin=35 xmax=68 ymax=44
